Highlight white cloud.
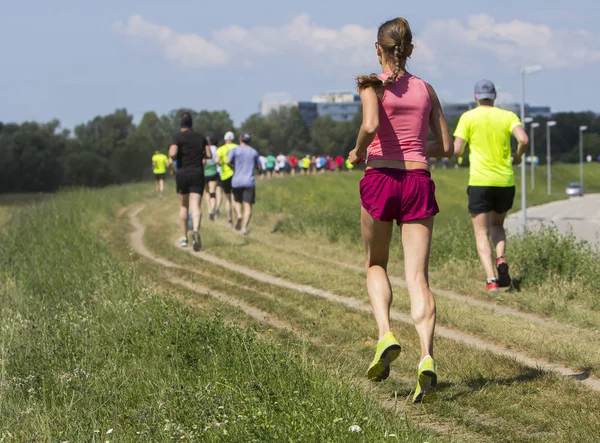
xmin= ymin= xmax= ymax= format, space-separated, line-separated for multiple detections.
xmin=112 ymin=15 xmax=227 ymax=67
xmin=112 ymin=14 xmax=437 ymax=74
xmin=112 ymin=13 xmax=600 ymax=75
xmin=420 ymin=14 xmax=600 ymax=71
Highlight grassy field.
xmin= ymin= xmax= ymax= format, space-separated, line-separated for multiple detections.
xmin=1 ymin=163 xmax=599 ymax=442
xmin=0 ymin=187 xmax=431 ymax=442
xmin=251 ymin=163 xmax=600 ymax=327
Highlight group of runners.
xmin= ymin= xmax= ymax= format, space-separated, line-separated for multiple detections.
xmin=156 ymin=118 xmax=261 ymax=250
xmin=155 ymin=16 xmax=530 ymax=404
xmin=258 ymin=154 xmax=356 ymax=178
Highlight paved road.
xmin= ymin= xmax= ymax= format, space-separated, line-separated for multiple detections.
xmin=506 ymin=194 xmax=600 ymax=250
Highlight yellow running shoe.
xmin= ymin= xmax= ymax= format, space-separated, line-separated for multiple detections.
xmin=367 ymin=332 xmax=401 ymax=382
xmin=412 ymin=356 xmax=438 ymax=403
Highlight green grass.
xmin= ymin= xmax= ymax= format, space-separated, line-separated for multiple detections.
xmin=0 ymin=186 xmax=430 ymax=442
xmin=251 ymin=164 xmax=600 ymax=326
xmin=124 ymin=187 xmax=600 ymax=442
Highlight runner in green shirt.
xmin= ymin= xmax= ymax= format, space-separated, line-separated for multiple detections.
xmin=454 ymin=79 xmax=529 ymax=292
xmin=152 ymin=151 xmax=169 ymax=199
xmin=215 ymin=131 xmax=238 ymax=228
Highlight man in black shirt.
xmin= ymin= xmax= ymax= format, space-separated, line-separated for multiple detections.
xmin=168 ymin=112 xmax=212 ymax=251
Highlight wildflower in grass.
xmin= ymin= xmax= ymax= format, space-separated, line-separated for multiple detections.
xmin=106 ymin=429 xmax=113 ymax=434
xmin=348 ymin=425 xmax=361 ymax=433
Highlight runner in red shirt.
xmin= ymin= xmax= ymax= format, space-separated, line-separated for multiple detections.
xmin=289 ymin=156 xmax=298 ymax=176
xmin=335 ymin=155 xmax=344 ymax=172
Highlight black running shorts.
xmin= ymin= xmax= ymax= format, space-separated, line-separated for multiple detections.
xmin=154 ymin=173 xmax=166 ymax=181
xmin=232 ymin=187 xmax=256 ymax=204
xmin=204 ymin=174 xmax=219 ymax=184
xmin=176 ymin=170 xmax=204 ymax=194
xmin=467 ymin=186 xmax=515 ymax=214
xmin=218 ymin=177 xmax=233 ymax=194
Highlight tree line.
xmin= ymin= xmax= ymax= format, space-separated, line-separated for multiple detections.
xmin=1 ymin=106 xmax=598 ymax=193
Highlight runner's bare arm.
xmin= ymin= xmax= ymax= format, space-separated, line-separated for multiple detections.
xmin=454 ymin=138 xmax=467 ymax=156
xmin=425 ymin=83 xmax=453 ymax=158
xmin=348 ymin=87 xmax=379 ymax=165
xmin=511 ymin=126 xmax=529 ymax=165
xmin=168 ymin=144 xmax=178 ymax=160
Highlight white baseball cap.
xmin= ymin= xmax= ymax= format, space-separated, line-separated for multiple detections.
xmin=224 ymin=131 xmax=235 ymax=141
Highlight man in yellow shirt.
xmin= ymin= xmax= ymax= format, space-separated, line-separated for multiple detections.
xmin=215 ymin=131 xmax=238 ymax=228
xmin=152 ymin=150 xmax=169 ymax=199
xmin=454 ymin=79 xmax=529 ymax=292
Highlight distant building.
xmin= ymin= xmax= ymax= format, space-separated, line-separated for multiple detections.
xmin=442 ymin=102 xmax=476 ymax=120
xmin=260 ymin=91 xmax=361 ymax=127
xmin=442 ymin=101 xmax=552 ymax=120
xmin=259 ymin=92 xmax=296 ymax=117
xmin=297 ymin=102 xmax=319 ymax=127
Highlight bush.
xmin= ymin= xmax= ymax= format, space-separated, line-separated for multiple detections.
xmin=510 ymin=226 xmax=600 ymax=290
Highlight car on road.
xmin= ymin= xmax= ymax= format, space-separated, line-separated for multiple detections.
xmin=565 ymin=182 xmax=583 ymax=197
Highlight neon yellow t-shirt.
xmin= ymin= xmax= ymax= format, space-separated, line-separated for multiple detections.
xmin=216 ymin=143 xmax=238 ymax=181
xmin=152 ymin=153 xmax=169 ymax=174
xmin=302 ymin=158 xmax=310 ymax=169
xmin=345 ymin=159 xmax=354 ymax=170
xmin=454 ymin=106 xmax=522 ymax=187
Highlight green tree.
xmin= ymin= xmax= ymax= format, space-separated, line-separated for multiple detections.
xmin=62 ymin=151 xmax=116 ymax=187
xmin=195 ymin=110 xmax=235 ymax=143
xmin=74 ymin=109 xmax=134 ymax=159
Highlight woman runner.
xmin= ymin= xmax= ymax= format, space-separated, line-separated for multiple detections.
xmin=348 ymin=17 xmax=452 ymax=403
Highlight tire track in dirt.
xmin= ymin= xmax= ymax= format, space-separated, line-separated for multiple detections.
xmin=128 ymin=206 xmax=600 ymax=392
xmin=125 ymin=206 xmax=491 ymax=441
xmin=214 ymin=220 xmax=574 ymax=332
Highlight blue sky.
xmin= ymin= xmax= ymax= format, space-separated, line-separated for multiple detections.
xmin=1 ymin=0 xmax=599 ymax=130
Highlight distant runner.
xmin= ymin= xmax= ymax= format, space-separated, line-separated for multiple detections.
xmin=215 ymin=131 xmax=238 ymax=228
xmin=301 ymin=155 xmax=310 ymax=175
xmin=276 ymin=153 xmax=287 ymax=177
xmin=227 ymin=133 xmax=261 ymax=235
xmin=289 ymin=155 xmax=298 ymax=176
xmin=168 ymin=112 xmax=212 ymax=251
xmin=204 ymin=136 xmax=219 ymax=221
xmin=265 ymin=154 xmax=276 ymax=178
xmin=349 ymin=17 xmax=452 ymax=402
xmin=335 ymin=155 xmax=344 ymax=172
xmin=152 ymin=150 xmax=169 ymax=199
xmin=454 ymin=79 xmax=529 ymax=291
xmin=259 ymin=155 xmax=268 ymax=180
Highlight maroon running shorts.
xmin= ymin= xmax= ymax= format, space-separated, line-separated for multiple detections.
xmin=360 ymin=168 xmax=439 ymax=224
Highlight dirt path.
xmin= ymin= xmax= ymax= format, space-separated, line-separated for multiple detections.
xmin=128 ymin=206 xmax=600 ymax=392
xmin=213 ymin=218 xmax=574 ymax=332
xmin=125 ymin=206 xmax=489 ymax=441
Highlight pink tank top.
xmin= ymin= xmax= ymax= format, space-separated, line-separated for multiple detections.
xmin=367 ymin=73 xmax=431 ymax=164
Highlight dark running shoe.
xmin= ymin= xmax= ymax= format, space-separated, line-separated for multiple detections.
xmin=496 ymin=257 xmax=511 ymax=288
xmin=192 ymin=231 xmax=202 ymax=252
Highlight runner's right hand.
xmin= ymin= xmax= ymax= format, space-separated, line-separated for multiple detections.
xmin=348 ymin=148 xmax=365 ymax=166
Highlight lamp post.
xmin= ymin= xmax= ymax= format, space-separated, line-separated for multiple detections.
xmin=579 ymin=125 xmax=588 ymax=191
xmin=546 ymin=120 xmax=557 ymax=195
xmin=520 ymin=66 xmax=542 ymax=231
xmin=530 ymin=122 xmax=540 ymax=189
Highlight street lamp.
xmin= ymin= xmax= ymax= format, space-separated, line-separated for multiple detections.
xmin=579 ymin=125 xmax=588 ymax=191
xmin=530 ymin=122 xmax=540 ymax=189
xmin=546 ymin=120 xmax=557 ymax=195
xmin=520 ymin=66 xmax=543 ymax=230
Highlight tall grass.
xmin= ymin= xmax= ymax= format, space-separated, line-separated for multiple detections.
xmin=0 ymin=187 xmax=428 ymax=442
